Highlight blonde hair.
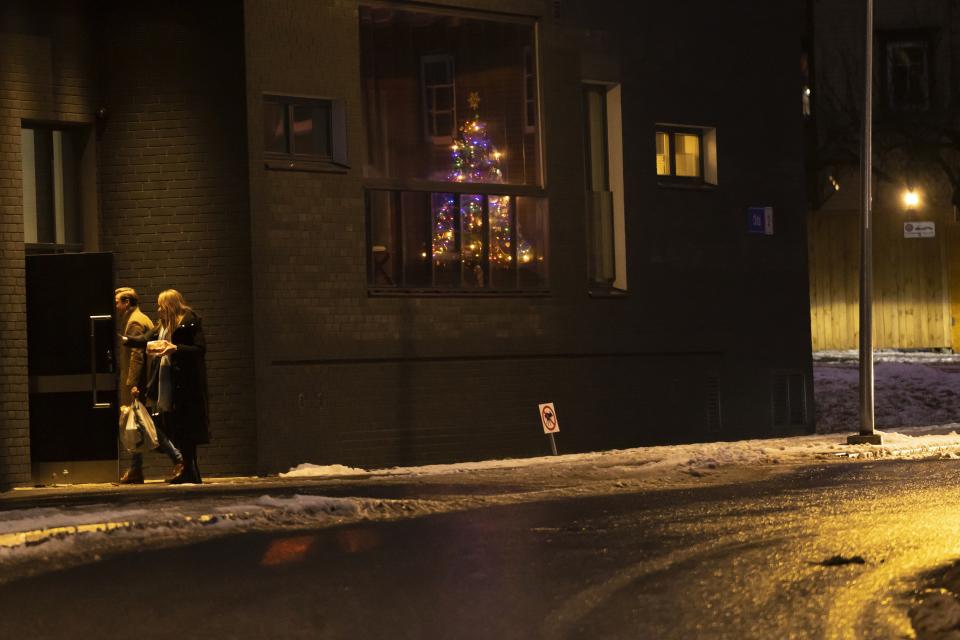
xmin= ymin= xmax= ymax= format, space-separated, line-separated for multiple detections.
xmin=157 ymin=289 xmax=193 ymax=329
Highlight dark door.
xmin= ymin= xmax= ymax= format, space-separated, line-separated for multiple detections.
xmin=26 ymin=252 xmax=118 ymax=484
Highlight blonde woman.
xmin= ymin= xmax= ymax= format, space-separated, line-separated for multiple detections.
xmin=125 ymin=289 xmax=209 ymax=484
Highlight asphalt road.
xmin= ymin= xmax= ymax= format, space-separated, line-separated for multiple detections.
xmin=1 ymin=459 xmax=959 ymax=639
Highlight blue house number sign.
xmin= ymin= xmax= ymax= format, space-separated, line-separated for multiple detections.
xmin=747 ymin=206 xmax=774 ymax=235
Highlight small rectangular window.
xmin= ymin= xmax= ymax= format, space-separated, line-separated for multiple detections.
xmin=884 ymin=37 xmax=931 ymax=111
xmin=22 ymin=125 xmax=83 ymax=250
xmin=421 ymin=54 xmax=456 ymax=142
xmin=655 ymin=125 xmax=716 ymax=185
xmin=263 ymin=94 xmax=347 ymax=171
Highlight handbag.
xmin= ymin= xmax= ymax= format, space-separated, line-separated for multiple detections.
xmin=120 ymin=399 xmax=160 ymax=453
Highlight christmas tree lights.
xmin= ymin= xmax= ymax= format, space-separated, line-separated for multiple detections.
xmin=432 ymin=92 xmax=531 ymax=286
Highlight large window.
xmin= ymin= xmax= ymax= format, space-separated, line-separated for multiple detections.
xmin=361 ymin=5 xmax=546 ymax=293
xmin=22 ymin=125 xmax=83 ymax=250
xmin=583 ymin=83 xmax=626 ymax=292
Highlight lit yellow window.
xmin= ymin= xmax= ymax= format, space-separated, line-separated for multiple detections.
xmin=655 ymin=131 xmax=670 ymax=175
xmin=674 ymin=133 xmax=701 ymax=177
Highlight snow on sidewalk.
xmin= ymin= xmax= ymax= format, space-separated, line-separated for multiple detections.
xmin=281 ymin=424 xmax=960 ymax=482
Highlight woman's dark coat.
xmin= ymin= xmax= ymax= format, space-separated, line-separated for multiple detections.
xmin=129 ymin=310 xmax=210 ymax=446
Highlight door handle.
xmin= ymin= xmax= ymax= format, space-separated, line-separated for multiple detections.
xmin=90 ymin=315 xmax=112 ymax=409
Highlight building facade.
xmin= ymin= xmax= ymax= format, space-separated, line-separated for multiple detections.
xmin=0 ymin=0 xmax=813 ymax=489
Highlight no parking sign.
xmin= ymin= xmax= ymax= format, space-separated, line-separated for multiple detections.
xmin=538 ymin=403 xmax=559 ymax=434
xmin=538 ymin=403 xmax=560 ymax=456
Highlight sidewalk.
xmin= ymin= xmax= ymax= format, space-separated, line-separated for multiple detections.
xmin=4 ymin=424 xmax=960 ymax=512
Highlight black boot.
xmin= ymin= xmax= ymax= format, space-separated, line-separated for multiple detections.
xmin=120 ymin=453 xmax=144 ymax=484
xmin=170 ymin=445 xmax=201 ymax=484
xmin=190 ymin=457 xmax=202 ymax=484
xmin=119 ymin=466 xmax=144 ymax=484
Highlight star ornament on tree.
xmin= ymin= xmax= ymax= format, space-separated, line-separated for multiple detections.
xmin=467 ymin=91 xmax=481 ymax=113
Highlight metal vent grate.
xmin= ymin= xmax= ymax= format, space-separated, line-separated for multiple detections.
xmin=706 ymin=376 xmax=722 ymax=432
xmin=552 ymin=0 xmax=562 ymax=18
xmin=772 ymin=372 xmax=807 ymax=426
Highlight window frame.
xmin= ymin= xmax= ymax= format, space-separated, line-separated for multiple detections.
xmin=655 ymin=126 xmax=704 ymax=182
xmin=582 ymin=82 xmax=627 ymax=295
xmin=22 ymin=123 xmax=87 ymax=254
xmin=361 ymin=6 xmax=546 ymax=296
xmin=522 ymin=45 xmax=537 ymax=134
xmin=655 ymin=124 xmax=718 ymax=187
xmin=420 ymin=54 xmax=457 ymax=144
xmin=881 ymin=30 xmax=934 ymax=113
xmin=263 ymin=93 xmax=349 ymax=172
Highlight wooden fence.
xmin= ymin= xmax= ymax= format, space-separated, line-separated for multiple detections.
xmin=808 ymin=209 xmax=952 ymax=351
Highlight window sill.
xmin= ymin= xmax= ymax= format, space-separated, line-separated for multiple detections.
xmin=26 ymin=242 xmax=84 ymax=255
xmin=368 ymin=287 xmax=550 ymax=298
xmin=656 ymin=180 xmax=717 ymax=191
xmin=265 ymin=157 xmax=349 ymax=173
xmin=364 ymin=179 xmax=545 ymax=197
xmin=588 ymin=287 xmax=628 ymax=299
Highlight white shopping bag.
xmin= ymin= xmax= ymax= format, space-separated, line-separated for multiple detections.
xmin=120 ymin=399 xmax=160 ymax=453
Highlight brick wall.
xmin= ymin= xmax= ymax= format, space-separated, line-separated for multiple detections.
xmin=260 ymin=353 xmax=722 ymax=471
xmin=96 ymin=1 xmax=256 ymax=477
xmin=0 ymin=4 xmax=99 ymax=488
xmin=244 ymin=0 xmax=813 ymax=473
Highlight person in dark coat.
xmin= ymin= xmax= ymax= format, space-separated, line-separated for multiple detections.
xmin=125 ymin=289 xmax=209 ymax=484
xmin=115 ymin=286 xmax=183 ymax=484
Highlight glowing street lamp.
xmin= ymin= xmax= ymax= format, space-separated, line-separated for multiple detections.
xmin=902 ymin=188 xmax=920 ymax=210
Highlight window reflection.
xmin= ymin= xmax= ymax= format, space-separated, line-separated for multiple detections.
xmin=360 ymin=6 xmax=539 ymax=185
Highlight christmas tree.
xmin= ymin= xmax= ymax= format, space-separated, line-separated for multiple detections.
xmin=432 ymin=92 xmax=531 ymax=286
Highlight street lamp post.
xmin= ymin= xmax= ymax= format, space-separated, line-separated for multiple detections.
xmin=849 ymin=0 xmax=882 ymax=445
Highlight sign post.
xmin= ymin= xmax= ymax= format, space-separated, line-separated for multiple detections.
xmin=538 ymin=402 xmax=559 ymax=456
xmin=848 ymin=0 xmax=882 ymax=445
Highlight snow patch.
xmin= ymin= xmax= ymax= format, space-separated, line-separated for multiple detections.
xmin=814 ymin=360 xmax=960 ymax=433
xmin=279 ymin=464 xmax=368 ymax=478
